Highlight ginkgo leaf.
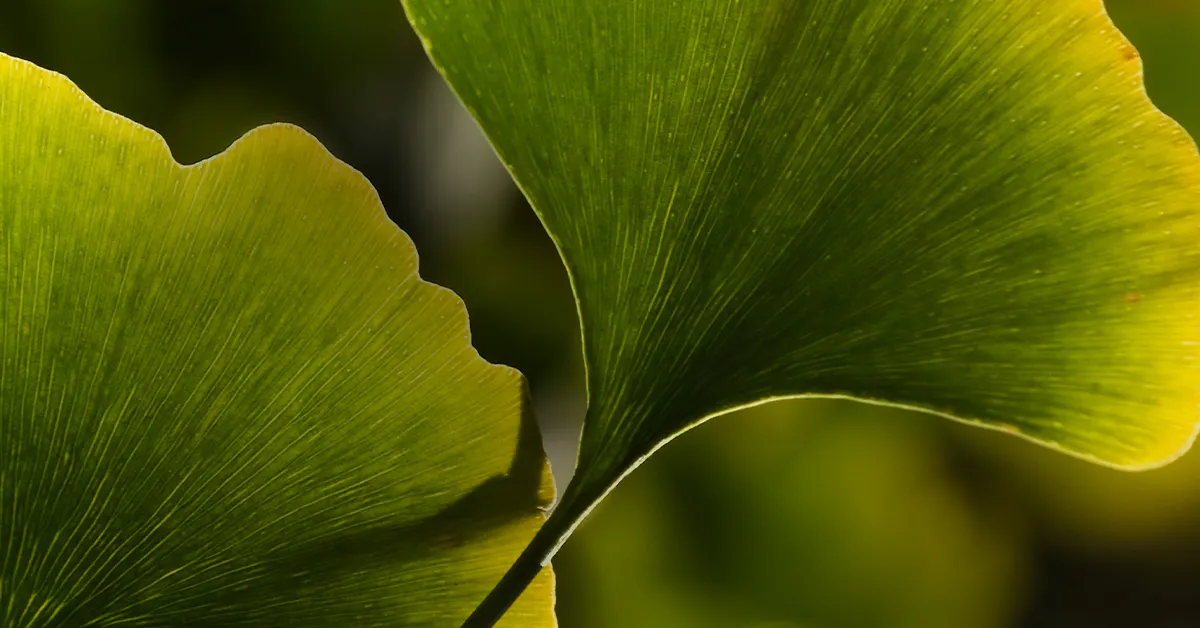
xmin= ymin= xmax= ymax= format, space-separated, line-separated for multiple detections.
xmin=401 ymin=0 xmax=1200 ymax=623
xmin=0 ymin=53 xmax=553 ymax=628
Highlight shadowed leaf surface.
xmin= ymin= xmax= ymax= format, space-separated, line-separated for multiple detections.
xmin=403 ymin=0 xmax=1200 ymax=530
xmin=0 ymin=54 xmax=553 ymax=627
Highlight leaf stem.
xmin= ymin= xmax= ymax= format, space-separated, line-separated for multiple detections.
xmin=460 ymin=480 xmax=600 ymax=628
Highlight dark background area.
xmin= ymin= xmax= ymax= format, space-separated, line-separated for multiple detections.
xmin=2 ymin=1 xmax=1199 ymax=626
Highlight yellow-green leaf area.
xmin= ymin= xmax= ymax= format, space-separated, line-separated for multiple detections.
xmin=403 ymin=0 xmax=1200 ymax=498
xmin=0 ymin=54 xmax=553 ymax=627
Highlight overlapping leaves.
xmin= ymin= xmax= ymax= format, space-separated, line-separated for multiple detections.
xmin=402 ymin=0 xmax=1200 ymax=621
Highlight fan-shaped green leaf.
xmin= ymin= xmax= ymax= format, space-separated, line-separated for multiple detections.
xmin=401 ymin=0 xmax=1200 ymax=622
xmin=0 ymin=54 xmax=553 ymax=628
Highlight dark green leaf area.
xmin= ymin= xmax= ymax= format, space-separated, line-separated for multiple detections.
xmin=406 ymin=0 xmax=1200 ymax=487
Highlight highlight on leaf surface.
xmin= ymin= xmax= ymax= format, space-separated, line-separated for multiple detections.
xmin=0 ymin=53 xmax=554 ymax=627
xmin=401 ymin=0 xmax=1200 ymax=619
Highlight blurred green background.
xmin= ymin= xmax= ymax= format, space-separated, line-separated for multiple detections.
xmin=2 ymin=1 xmax=1199 ymax=626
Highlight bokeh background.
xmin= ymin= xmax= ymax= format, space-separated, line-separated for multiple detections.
xmin=1 ymin=1 xmax=1199 ymax=626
